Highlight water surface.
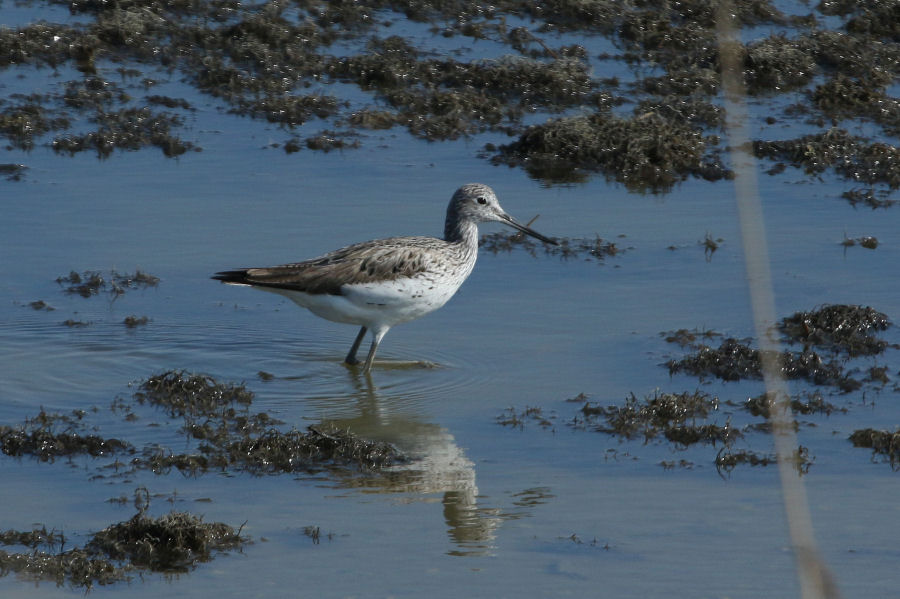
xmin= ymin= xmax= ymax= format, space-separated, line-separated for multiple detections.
xmin=2 ymin=1 xmax=900 ymax=597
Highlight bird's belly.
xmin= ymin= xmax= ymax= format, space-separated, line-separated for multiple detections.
xmin=267 ymin=289 xmax=371 ymax=326
xmin=262 ymin=273 xmax=464 ymax=328
xmin=340 ymin=274 xmax=464 ymax=326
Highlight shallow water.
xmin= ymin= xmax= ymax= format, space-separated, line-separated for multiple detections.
xmin=3 ymin=2 xmax=900 ymax=598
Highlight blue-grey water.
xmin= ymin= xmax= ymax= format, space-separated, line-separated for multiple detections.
xmin=2 ymin=3 xmax=900 ymax=598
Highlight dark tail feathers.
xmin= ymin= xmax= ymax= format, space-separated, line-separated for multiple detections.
xmin=211 ymin=269 xmax=251 ymax=284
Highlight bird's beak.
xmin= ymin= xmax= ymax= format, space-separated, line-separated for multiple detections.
xmin=497 ymin=211 xmax=558 ymax=245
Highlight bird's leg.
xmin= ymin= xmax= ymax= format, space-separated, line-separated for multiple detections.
xmin=362 ymin=327 xmax=388 ymax=373
xmin=345 ymin=326 xmax=368 ymax=365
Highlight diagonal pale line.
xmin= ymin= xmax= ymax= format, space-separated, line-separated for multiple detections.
xmin=714 ymin=4 xmax=840 ymax=599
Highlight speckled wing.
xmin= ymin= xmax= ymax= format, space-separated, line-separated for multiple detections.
xmin=212 ymin=237 xmax=436 ymax=295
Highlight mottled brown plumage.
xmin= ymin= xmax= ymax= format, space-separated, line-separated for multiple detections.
xmin=213 ymin=237 xmax=455 ymax=295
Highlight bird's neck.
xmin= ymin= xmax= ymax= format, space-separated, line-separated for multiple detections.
xmin=444 ymin=217 xmax=479 ymax=248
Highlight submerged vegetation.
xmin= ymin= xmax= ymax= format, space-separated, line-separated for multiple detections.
xmin=500 ymin=304 xmax=899 ymax=472
xmin=56 ymin=269 xmax=160 ymax=298
xmin=779 ymin=305 xmax=891 ymax=357
xmin=480 ymin=230 xmax=621 ymax=262
xmin=666 ymin=337 xmax=863 ymax=392
xmin=0 ymin=489 xmax=246 ymax=589
xmin=0 ymin=0 xmax=897 ymax=191
xmin=666 ymin=305 xmax=895 ymax=392
xmin=0 ymin=370 xmax=407 ymax=586
xmin=579 ymin=390 xmax=736 ymax=447
xmin=490 ymin=111 xmax=730 ymax=190
xmin=135 ymin=370 xmax=405 ymax=473
xmin=849 ymin=429 xmax=900 ymax=470
xmin=1 ymin=370 xmax=405 ymax=476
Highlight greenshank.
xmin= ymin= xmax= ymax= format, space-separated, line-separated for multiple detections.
xmin=212 ymin=183 xmax=557 ymax=372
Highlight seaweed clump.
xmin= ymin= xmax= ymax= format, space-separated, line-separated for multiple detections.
xmin=303 ymin=130 xmax=361 ymax=152
xmin=87 ymin=510 xmax=243 ymax=572
xmin=667 ymin=304 xmax=892 ymax=391
xmin=56 ymin=269 xmax=159 ymax=298
xmin=496 ymin=405 xmax=555 ymax=430
xmin=0 ymin=100 xmax=71 ymax=150
xmin=1 ymin=0 xmax=898 ymax=191
xmin=849 ymin=428 xmax=900 ymax=469
xmin=714 ymin=448 xmax=774 ymax=472
xmin=0 ymin=409 xmax=132 ymax=462
xmin=811 ymin=74 xmax=900 ymax=136
xmin=742 ymin=34 xmax=817 ymax=94
xmin=841 ymin=234 xmax=879 ymax=249
xmin=218 ymin=426 xmax=403 ymax=473
xmin=715 ymin=446 xmax=812 ymax=477
xmin=27 ymin=300 xmax=54 ymax=311
xmin=667 ymin=338 xmax=861 ymax=392
xmin=52 ymin=108 xmax=195 ymax=158
xmin=0 ymin=544 xmax=126 ymax=589
xmin=744 ymin=391 xmax=844 ymax=419
xmin=134 ymin=370 xmax=254 ymax=421
xmin=752 ymin=128 xmax=900 ymax=189
xmin=132 ymin=370 xmax=406 ymax=475
xmin=0 ymin=163 xmax=28 ymax=181
xmin=779 ymin=304 xmax=891 ymax=357
xmin=491 ymin=111 xmax=731 ymax=190
xmin=327 ymin=40 xmax=599 ymax=141
xmin=480 ymin=231 xmax=619 ymax=262
xmin=0 ymin=491 xmax=246 ymax=589
xmin=0 ymin=371 xmax=406 ymax=478
xmin=578 ymin=390 xmax=740 ymax=447
xmin=841 ymin=188 xmax=896 ymax=209
xmin=123 ymin=315 xmax=150 ymax=327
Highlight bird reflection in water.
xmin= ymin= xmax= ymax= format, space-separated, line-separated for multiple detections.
xmin=307 ymin=380 xmax=505 ymax=556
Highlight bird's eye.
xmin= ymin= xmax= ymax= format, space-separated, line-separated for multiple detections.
xmin=476 ymin=196 xmax=487 ymax=205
